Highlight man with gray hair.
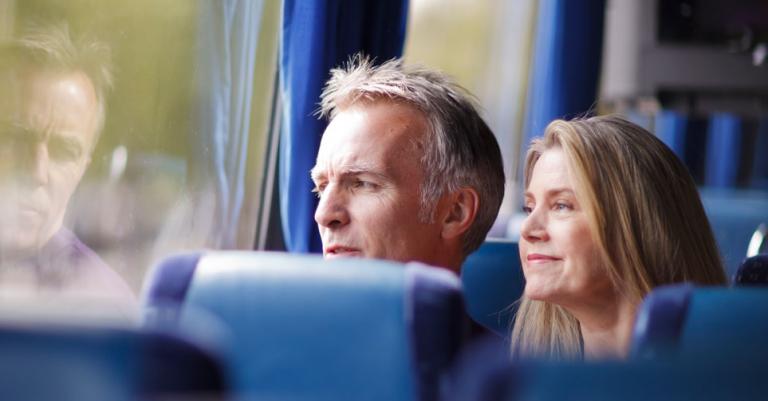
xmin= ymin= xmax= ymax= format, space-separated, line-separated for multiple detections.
xmin=311 ymin=56 xmax=504 ymax=273
xmin=0 ymin=23 xmax=134 ymax=304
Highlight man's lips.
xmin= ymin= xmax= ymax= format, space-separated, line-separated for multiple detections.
xmin=526 ymin=253 xmax=561 ymax=263
xmin=324 ymin=245 xmax=362 ymax=257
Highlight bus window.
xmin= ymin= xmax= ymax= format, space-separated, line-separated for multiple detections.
xmin=0 ymin=1 xmax=280 ymax=320
xmin=404 ymin=0 xmax=537 ymax=238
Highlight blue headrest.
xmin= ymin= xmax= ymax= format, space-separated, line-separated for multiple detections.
xmin=144 ymin=251 xmax=464 ymax=401
xmin=630 ymin=284 xmax=694 ymax=359
xmin=461 ymin=240 xmax=524 ymax=337
xmin=632 ymin=283 xmax=768 ymax=359
xmin=700 ymin=188 xmax=768 ymax=280
xmin=735 ymin=254 xmax=768 ymax=285
xmin=0 ymin=323 xmax=226 ymax=400
xmin=446 ymin=337 xmax=767 ymax=401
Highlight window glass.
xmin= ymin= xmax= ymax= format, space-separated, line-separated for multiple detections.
xmin=404 ymin=0 xmax=537 ymax=236
xmin=0 ymin=0 xmax=279 ymax=321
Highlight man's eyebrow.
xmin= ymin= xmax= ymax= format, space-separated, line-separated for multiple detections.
xmin=50 ymin=134 xmax=85 ymax=152
xmin=310 ymin=163 xmax=389 ymax=182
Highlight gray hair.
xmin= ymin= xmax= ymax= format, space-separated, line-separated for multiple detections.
xmin=1 ymin=22 xmax=113 ymax=143
xmin=319 ymin=55 xmax=505 ymax=256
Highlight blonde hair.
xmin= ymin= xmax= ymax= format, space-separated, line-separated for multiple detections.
xmin=511 ymin=115 xmax=727 ymax=359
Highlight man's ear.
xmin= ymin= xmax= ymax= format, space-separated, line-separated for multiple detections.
xmin=440 ymin=187 xmax=479 ymax=240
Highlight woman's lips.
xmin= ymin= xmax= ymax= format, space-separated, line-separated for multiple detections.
xmin=526 ymin=253 xmax=561 ymax=263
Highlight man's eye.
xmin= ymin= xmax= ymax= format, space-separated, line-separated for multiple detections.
xmin=49 ymin=144 xmax=80 ymax=162
xmin=352 ymin=180 xmax=376 ymax=190
xmin=311 ymin=184 xmax=326 ymax=198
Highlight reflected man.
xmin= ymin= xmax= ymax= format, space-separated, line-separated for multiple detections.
xmin=0 ymin=24 xmax=133 ymax=301
xmin=311 ymin=56 xmax=505 ymax=273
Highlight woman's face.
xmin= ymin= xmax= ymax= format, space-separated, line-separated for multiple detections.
xmin=519 ymin=147 xmax=614 ymax=309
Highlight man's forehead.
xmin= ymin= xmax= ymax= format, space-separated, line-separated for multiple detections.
xmin=16 ymin=70 xmax=99 ymax=139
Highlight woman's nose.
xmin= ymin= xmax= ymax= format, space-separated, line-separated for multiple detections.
xmin=520 ymin=207 xmax=548 ymax=243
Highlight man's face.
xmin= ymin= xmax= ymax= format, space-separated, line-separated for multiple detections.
xmin=0 ymin=69 xmax=99 ymax=256
xmin=312 ymin=100 xmax=447 ymax=264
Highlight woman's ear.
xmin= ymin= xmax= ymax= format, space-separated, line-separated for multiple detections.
xmin=440 ymin=187 xmax=479 ymax=240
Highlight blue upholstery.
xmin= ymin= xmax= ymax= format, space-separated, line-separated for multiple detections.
xmin=461 ymin=240 xmax=524 ymax=338
xmin=447 ymin=337 xmax=767 ymax=401
xmin=735 ymin=254 xmax=768 ymax=285
xmin=632 ymin=284 xmax=768 ymax=359
xmin=145 ymin=251 xmax=463 ymax=401
xmin=751 ymin=118 xmax=768 ymax=189
xmin=630 ymin=284 xmax=693 ymax=359
xmin=700 ymin=188 xmax=768 ymax=279
xmin=705 ymin=113 xmax=743 ymax=188
xmin=655 ymin=110 xmax=688 ymax=160
xmin=0 ymin=323 xmax=226 ymax=401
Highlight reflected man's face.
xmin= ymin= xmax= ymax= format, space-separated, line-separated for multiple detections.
xmin=0 ymin=69 xmax=99 ymax=256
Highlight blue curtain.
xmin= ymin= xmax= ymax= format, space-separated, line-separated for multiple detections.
xmin=655 ymin=110 xmax=688 ymax=159
xmin=279 ymin=0 xmax=409 ymax=253
xmin=520 ymin=0 xmax=606 ymax=173
xmin=194 ymin=0 xmax=265 ymax=247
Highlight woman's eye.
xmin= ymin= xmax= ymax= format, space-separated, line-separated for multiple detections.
xmin=554 ymin=202 xmax=573 ymax=211
xmin=521 ymin=205 xmax=533 ymax=215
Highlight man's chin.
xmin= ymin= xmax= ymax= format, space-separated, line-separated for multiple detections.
xmin=0 ymin=227 xmax=52 ymax=261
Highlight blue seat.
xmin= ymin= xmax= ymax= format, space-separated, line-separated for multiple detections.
xmin=446 ymin=337 xmax=767 ymax=401
xmin=461 ymin=240 xmax=524 ymax=338
xmin=631 ymin=284 xmax=768 ymax=359
xmin=144 ymin=251 xmax=464 ymax=401
xmin=735 ymin=254 xmax=768 ymax=285
xmin=0 ymin=323 xmax=226 ymax=401
xmin=700 ymin=188 xmax=768 ymax=279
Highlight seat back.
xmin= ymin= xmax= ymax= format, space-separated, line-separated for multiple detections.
xmin=0 ymin=323 xmax=226 ymax=401
xmin=700 ymin=188 xmax=768 ymax=279
xmin=447 ymin=336 xmax=767 ymax=401
xmin=632 ymin=283 xmax=768 ymax=359
xmin=461 ymin=240 xmax=524 ymax=337
xmin=735 ymin=254 xmax=768 ymax=285
xmin=145 ymin=251 xmax=464 ymax=401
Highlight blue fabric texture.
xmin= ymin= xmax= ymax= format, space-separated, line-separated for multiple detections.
xmin=630 ymin=283 xmax=694 ymax=359
xmin=705 ymin=113 xmax=742 ymax=188
xmin=655 ymin=110 xmax=688 ymax=160
xmin=405 ymin=263 xmax=464 ymax=401
xmin=279 ymin=0 xmax=409 ymax=253
xmin=195 ymin=0 xmax=265 ymax=247
xmin=461 ymin=240 xmax=524 ymax=338
xmin=519 ymin=0 xmax=605 ymax=177
xmin=735 ymin=254 xmax=768 ymax=285
xmin=751 ymin=118 xmax=768 ymax=189
xmin=181 ymin=252 xmax=462 ymax=400
xmin=0 ymin=324 xmax=225 ymax=400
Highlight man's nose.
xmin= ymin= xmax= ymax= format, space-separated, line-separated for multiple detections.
xmin=314 ymin=185 xmax=350 ymax=229
xmin=24 ymin=142 xmax=49 ymax=185
xmin=520 ymin=207 xmax=548 ymax=243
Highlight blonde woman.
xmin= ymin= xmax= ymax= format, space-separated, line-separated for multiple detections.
xmin=512 ymin=115 xmax=726 ymax=360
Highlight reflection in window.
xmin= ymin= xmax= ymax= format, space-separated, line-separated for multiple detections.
xmin=0 ymin=0 xmax=279 ymax=321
